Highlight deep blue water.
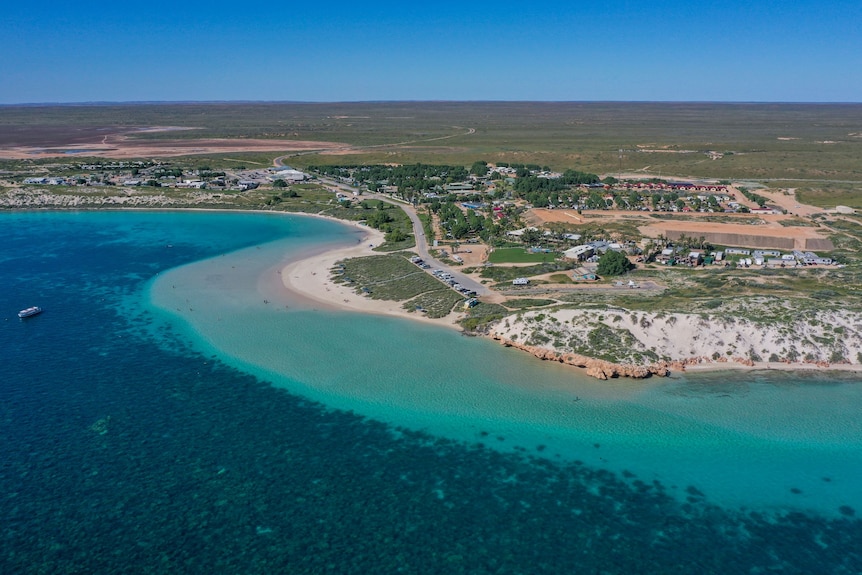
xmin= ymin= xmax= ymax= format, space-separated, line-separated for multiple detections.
xmin=2 ymin=210 xmax=861 ymax=574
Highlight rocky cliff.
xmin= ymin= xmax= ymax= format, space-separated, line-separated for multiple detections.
xmin=492 ymin=335 xmax=670 ymax=379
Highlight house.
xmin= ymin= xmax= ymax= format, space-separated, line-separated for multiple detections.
xmin=750 ymin=206 xmax=780 ymax=215
xmin=656 ymin=248 xmax=676 ymax=265
xmin=563 ymin=245 xmax=595 ymax=260
xmin=587 ymin=240 xmax=610 ymax=253
xmin=177 ymin=180 xmax=206 ymax=189
xmin=506 ymin=227 xmax=538 ymax=238
xmin=801 ymin=253 xmax=833 ymax=265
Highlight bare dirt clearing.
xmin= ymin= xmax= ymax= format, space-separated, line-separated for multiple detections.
xmin=0 ymin=126 xmax=348 ymax=159
xmin=526 ymin=208 xmax=834 ymax=251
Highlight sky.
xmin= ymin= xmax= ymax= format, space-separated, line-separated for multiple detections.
xmin=1 ymin=0 xmax=860 ymax=104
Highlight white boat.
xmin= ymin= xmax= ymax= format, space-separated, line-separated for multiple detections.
xmin=18 ymin=306 xmax=42 ymax=318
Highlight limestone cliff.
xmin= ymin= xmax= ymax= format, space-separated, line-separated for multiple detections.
xmin=492 ymin=335 xmax=669 ymax=380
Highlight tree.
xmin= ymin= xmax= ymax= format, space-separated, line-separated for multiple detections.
xmin=366 ymin=211 xmax=393 ymax=229
xmin=470 ymin=160 xmax=489 ymax=176
xmin=273 ymin=179 xmax=288 ymax=188
xmin=597 ymin=250 xmax=632 ymax=276
xmin=521 ymin=228 xmax=542 ymax=245
xmin=385 ymin=228 xmax=408 ymax=243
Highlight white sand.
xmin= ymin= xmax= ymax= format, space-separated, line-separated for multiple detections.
xmin=279 ymin=221 xmax=462 ymax=329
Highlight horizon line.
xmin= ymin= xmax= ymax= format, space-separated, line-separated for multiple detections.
xmin=2 ymin=99 xmax=861 ymax=107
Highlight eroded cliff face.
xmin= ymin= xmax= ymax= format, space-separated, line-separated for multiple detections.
xmin=489 ymin=304 xmax=860 ymax=379
xmin=492 ymin=335 xmax=669 ymax=380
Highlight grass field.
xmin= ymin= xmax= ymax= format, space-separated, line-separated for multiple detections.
xmin=487 ymin=248 xmax=559 ymax=264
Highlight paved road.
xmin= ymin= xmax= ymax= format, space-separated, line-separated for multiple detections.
xmin=311 ymin=174 xmax=490 ymax=296
xmin=381 ymin=195 xmax=490 ymax=296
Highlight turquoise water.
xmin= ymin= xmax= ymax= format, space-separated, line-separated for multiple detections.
xmin=147 ymin=226 xmax=862 ymax=515
xmin=3 ymin=210 xmax=862 ymax=574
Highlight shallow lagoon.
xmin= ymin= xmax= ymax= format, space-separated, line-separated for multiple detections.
xmin=3 ymin=210 xmax=862 ymax=573
xmin=145 ymin=219 xmax=862 ymax=516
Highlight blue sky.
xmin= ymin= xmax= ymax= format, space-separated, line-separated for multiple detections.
xmin=1 ymin=0 xmax=860 ymax=103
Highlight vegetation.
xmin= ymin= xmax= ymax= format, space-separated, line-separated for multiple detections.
xmin=315 ymin=164 xmax=469 ymax=195
xmin=332 ymin=254 xmax=465 ymax=319
xmin=481 ymin=261 xmax=573 ymax=283
xmin=430 ymin=200 xmax=493 ymax=240
xmin=597 ymin=250 xmax=633 ymax=277
xmin=487 ymin=248 xmax=559 ymax=264
xmin=503 ymin=298 xmax=556 ymax=309
xmin=738 ymin=187 xmax=770 ymax=207
xmin=4 ymin=102 xmax=860 ymax=185
xmin=5 ymin=102 xmax=862 ymax=346
xmin=460 ymin=302 xmax=510 ymax=332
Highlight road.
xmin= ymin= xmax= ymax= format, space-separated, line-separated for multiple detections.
xmin=309 ymin=173 xmax=490 ymax=297
xmin=501 ymin=280 xmax=664 ymax=297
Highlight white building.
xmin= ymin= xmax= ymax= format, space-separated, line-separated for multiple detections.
xmin=563 ymin=245 xmax=594 ymax=260
xmin=269 ymin=169 xmax=306 ymax=182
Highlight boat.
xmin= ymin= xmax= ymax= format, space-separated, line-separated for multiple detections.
xmin=18 ymin=306 xmax=43 ymax=318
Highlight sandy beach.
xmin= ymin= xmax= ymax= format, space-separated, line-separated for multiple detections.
xmin=276 ymin=215 xmax=862 ymax=379
xmin=279 ymin=221 xmax=463 ymax=330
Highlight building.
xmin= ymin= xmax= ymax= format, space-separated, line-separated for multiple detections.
xmin=563 ymin=245 xmax=595 ymax=261
xmin=269 ymin=168 xmax=306 ymax=182
xmin=750 ymin=206 xmax=781 ymax=215
xmin=512 ymin=278 xmax=530 ymax=286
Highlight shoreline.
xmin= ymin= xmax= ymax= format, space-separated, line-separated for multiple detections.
xmin=274 ymin=217 xmax=862 ymax=380
xmin=493 ymin=335 xmax=862 ymax=380
xmin=278 ymin=220 xmax=463 ymax=330
xmin=7 ymin=204 xmax=860 ymax=380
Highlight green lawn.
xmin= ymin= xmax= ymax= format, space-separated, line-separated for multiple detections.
xmin=487 ymin=247 xmax=559 ymax=264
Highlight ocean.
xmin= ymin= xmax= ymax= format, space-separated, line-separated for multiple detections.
xmin=2 ymin=210 xmax=861 ymax=574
